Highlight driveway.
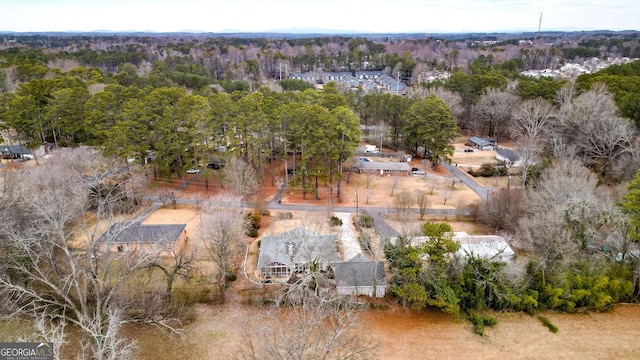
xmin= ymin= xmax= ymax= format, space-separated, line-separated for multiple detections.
xmin=335 ymin=212 xmax=363 ymax=261
xmin=442 ymin=163 xmax=496 ymax=200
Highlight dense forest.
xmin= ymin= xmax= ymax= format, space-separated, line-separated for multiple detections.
xmin=2 ymin=31 xmax=640 ymax=357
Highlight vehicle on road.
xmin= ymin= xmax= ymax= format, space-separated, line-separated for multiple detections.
xmin=186 ymin=168 xmax=200 ymax=174
xmin=464 ymin=148 xmax=474 ymax=153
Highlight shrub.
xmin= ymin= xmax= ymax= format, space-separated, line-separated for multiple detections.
xmin=468 ymin=162 xmax=508 ymax=177
xmin=358 ymin=214 xmax=374 ymax=228
xmin=329 ymin=215 xmax=343 ymax=227
xmin=276 ymin=212 xmax=293 ymax=220
xmin=469 ymin=313 xmax=498 ymax=337
xmin=358 ymin=233 xmax=372 ymax=254
xmin=245 ymin=212 xmax=261 ymax=237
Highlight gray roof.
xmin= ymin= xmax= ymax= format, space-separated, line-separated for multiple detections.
xmin=333 ymin=256 xmax=386 ymax=288
xmin=496 ymin=148 xmax=520 ymax=162
xmin=97 ymin=222 xmax=186 ymax=244
xmin=358 ymin=161 xmax=410 ymax=172
xmin=468 ymin=136 xmax=495 ymax=147
xmin=0 ymin=144 xmax=32 ymax=155
xmin=258 ymin=228 xmax=341 ymax=269
xmin=377 ymin=74 xmax=407 ymax=91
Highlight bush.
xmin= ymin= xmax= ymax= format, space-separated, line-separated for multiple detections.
xmin=225 ymin=271 xmax=238 ymax=282
xmin=329 ymin=215 xmax=343 ymax=227
xmin=468 ymin=162 xmax=508 ymax=177
xmin=469 ymin=313 xmax=497 ymax=337
xmin=276 ymin=212 xmax=293 ymax=220
xmin=245 ymin=212 xmax=261 ymax=237
xmin=358 ymin=233 xmax=372 ymax=254
xmin=358 ymin=214 xmax=374 ymax=228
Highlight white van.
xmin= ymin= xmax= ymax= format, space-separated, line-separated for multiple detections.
xmin=364 ymin=145 xmax=380 ymax=153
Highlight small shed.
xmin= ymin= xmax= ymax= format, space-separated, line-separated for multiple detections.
xmin=333 ymin=254 xmax=387 ymax=298
xmin=97 ymin=222 xmax=187 ymax=256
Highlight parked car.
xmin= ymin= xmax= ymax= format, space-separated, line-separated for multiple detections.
xmin=464 ymin=148 xmax=474 ymax=153
xmin=411 ymin=167 xmax=425 ymax=175
xmin=186 ymin=168 xmax=200 ymax=174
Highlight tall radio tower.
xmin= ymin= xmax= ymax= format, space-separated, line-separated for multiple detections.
xmin=538 ymin=13 xmax=543 ymax=32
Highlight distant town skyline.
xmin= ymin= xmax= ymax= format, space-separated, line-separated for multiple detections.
xmin=1 ymin=0 xmax=638 ymax=34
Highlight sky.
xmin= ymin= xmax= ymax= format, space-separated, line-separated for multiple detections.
xmin=0 ymin=0 xmax=638 ymax=34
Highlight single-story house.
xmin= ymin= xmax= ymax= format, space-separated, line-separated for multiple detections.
xmin=356 ymin=161 xmax=410 ymax=175
xmin=97 ymin=222 xmax=187 ymax=256
xmin=496 ymin=148 xmax=522 ymax=167
xmin=403 ymin=231 xmax=515 ymax=262
xmin=257 ymin=228 xmax=341 ymax=279
xmin=0 ymin=144 xmax=34 ymax=160
xmin=467 ymin=136 xmax=496 ymax=150
xmin=333 ymin=254 xmax=387 ymax=298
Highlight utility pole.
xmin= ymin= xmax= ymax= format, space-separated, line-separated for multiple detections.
xmin=538 ymin=13 xmax=543 ymax=33
xmin=355 ymin=189 xmax=359 ymax=214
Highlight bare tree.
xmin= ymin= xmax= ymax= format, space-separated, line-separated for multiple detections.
xmin=0 ymin=149 xmax=171 ymax=360
xmin=393 ymin=190 xmax=414 ymax=215
xmin=551 ymin=84 xmax=637 ymax=178
xmin=511 ymin=97 xmax=555 ymax=140
xmin=441 ymin=187 xmax=453 ymax=206
xmin=198 ymin=194 xmax=247 ymax=301
xmin=516 ymin=136 xmax=542 ymax=187
xmin=238 ymin=300 xmax=375 ymax=360
xmin=390 ymin=175 xmax=400 ymax=196
xmin=222 ymin=157 xmax=259 ymax=199
xmin=239 ymin=249 xmax=375 ymax=360
xmin=415 ymin=190 xmax=430 ymax=219
xmin=516 ymin=160 xmax=609 ymax=282
xmin=474 ymin=88 xmax=520 ymax=141
xmin=365 ymin=173 xmax=375 ymax=189
xmin=429 ymin=87 xmax=464 ymax=125
xmin=143 ymin=245 xmax=196 ymax=298
xmin=17 ymin=313 xmax=67 ymax=360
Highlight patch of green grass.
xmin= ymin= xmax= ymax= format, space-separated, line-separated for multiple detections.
xmin=538 ymin=316 xmax=559 ymax=333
